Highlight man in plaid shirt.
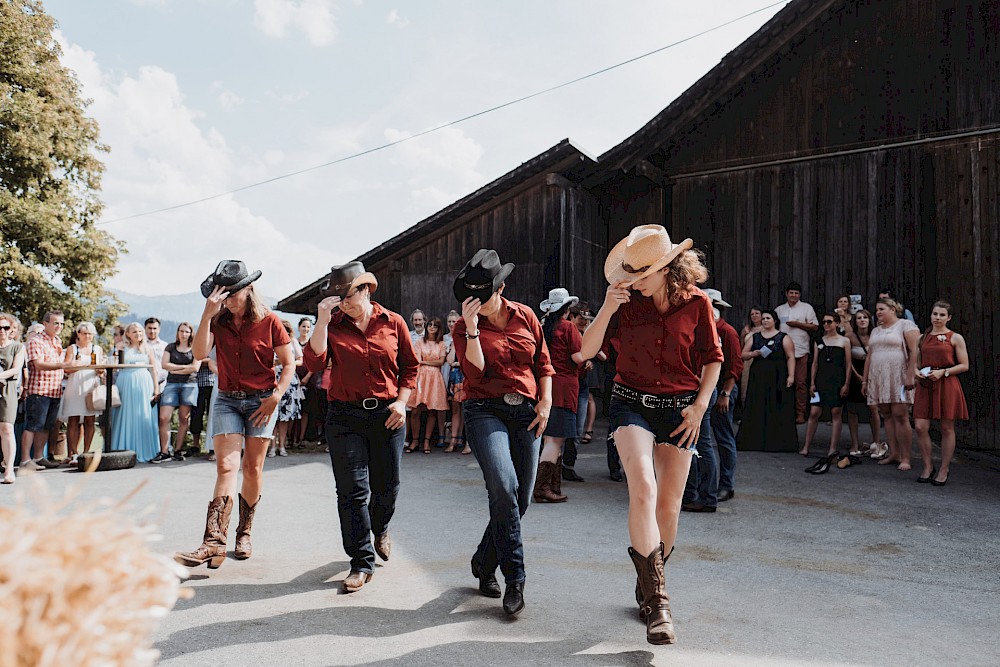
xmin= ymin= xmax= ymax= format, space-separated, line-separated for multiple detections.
xmin=20 ymin=311 xmax=66 ymax=471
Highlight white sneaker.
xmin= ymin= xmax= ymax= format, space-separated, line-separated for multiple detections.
xmin=266 ymin=449 xmax=276 ymax=458
xmin=20 ymin=460 xmax=44 ymax=472
xmin=278 ymin=448 xmax=288 ymax=457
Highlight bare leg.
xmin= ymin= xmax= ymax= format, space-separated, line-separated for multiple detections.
xmin=937 ymin=420 xmax=956 ymax=483
xmin=801 ymin=406 xmax=821 ymax=455
xmin=1 ymin=423 xmax=15 ymax=481
xmin=868 ymin=405 xmax=882 ymax=445
xmin=438 ymin=410 xmax=449 ymax=445
xmin=212 ymin=434 xmax=245 ymax=499
xmin=585 ymin=394 xmax=597 ymax=434
xmin=828 ymin=407 xmax=843 ymax=456
xmin=176 ymin=406 xmax=192 ymax=453
xmin=540 ymin=436 xmax=563 ymax=464
xmin=877 ymin=405 xmax=897 ymax=465
xmin=615 ymin=425 xmax=660 ymax=556
xmin=241 ymin=436 xmax=270 ymax=502
xmin=915 ymin=418 xmax=933 ymax=478
xmin=847 ymin=410 xmax=860 ymax=451
xmin=67 ymin=416 xmax=81 ymax=457
xmin=651 ymin=443 xmax=694 ymax=553
xmin=158 ymin=405 xmax=174 ymax=455
xmin=891 ymin=403 xmax=912 ymax=470
xmin=82 ymin=416 xmax=96 ymax=454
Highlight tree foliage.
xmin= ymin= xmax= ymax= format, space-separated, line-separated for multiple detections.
xmin=0 ymin=0 xmax=124 ymax=335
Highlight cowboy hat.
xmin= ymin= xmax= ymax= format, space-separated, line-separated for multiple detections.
xmin=200 ymin=260 xmax=262 ymax=298
xmin=703 ymin=288 xmax=732 ymax=308
xmin=604 ymin=225 xmax=693 ymax=287
xmin=453 ymin=249 xmax=514 ymax=303
xmin=539 ymin=287 xmax=579 ymax=314
xmin=320 ymin=261 xmax=379 ymax=299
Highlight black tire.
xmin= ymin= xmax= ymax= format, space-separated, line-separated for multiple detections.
xmin=76 ymin=450 xmax=137 ymax=472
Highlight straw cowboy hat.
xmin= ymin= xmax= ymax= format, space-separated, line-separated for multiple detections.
xmin=539 ymin=288 xmax=579 ymax=314
xmin=604 ymin=225 xmax=693 ymax=286
xmin=200 ymin=260 xmax=262 ymax=298
xmin=453 ymin=249 xmax=515 ymax=303
xmin=320 ymin=261 xmax=379 ymax=299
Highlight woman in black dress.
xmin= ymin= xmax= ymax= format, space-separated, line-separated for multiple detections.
xmin=736 ymin=309 xmax=797 ymax=452
xmin=799 ymin=313 xmax=851 ymax=457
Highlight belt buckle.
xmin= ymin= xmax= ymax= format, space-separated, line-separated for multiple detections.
xmin=641 ymin=394 xmax=657 ymax=409
xmin=231 ymin=391 xmax=247 ymax=400
xmin=503 ymin=392 xmax=524 ymax=406
xmin=362 ymin=398 xmax=379 ymax=410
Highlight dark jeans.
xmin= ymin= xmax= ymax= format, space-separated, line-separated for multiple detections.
xmin=189 ymin=385 xmax=214 ymax=436
xmin=684 ymin=389 xmax=718 ymax=507
xmin=462 ymin=397 xmax=540 ymax=584
xmin=325 ymin=400 xmax=406 ymax=574
xmin=713 ymin=386 xmax=739 ymax=492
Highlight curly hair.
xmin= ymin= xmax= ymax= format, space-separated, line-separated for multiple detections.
xmin=662 ymin=249 xmax=710 ymax=306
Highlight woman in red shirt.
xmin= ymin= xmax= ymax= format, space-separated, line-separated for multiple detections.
xmin=304 ymin=261 xmax=418 ymax=593
xmin=581 ymin=226 xmax=722 ymax=646
xmin=453 ymin=249 xmax=554 ymax=618
xmin=176 ymin=261 xmax=295 ymax=570
xmin=533 ymin=288 xmax=584 ymax=503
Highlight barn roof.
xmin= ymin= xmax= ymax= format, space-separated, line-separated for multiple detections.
xmin=277 ymin=138 xmax=595 ymax=313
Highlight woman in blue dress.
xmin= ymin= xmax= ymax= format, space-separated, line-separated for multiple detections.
xmin=112 ymin=322 xmax=160 ymax=462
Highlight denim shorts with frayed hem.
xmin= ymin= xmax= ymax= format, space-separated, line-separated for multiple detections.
xmin=211 ymin=390 xmax=279 ymax=439
xmin=608 ymin=395 xmax=697 ymax=453
xmin=160 ymin=382 xmax=198 ymax=407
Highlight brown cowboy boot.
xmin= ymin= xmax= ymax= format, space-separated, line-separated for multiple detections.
xmin=552 ymin=456 xmax=569 ymax=498
xmin=532 ymin=461 xmax=567 ymax=503
xmin=234 ymin=494 xmax=259 ymax=560
xmin=635 ymin=544 xmax=674 ymax=620
xmin=174 ymin=496 xmax=233 ymax=569
xmin=629 ymin=542 xmax=677 ymax=645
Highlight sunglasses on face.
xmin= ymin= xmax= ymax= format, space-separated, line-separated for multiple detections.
xmin=427 ymin=323 xmax=440 ymax=328
xmin=0 ymin=325 xmax=10 ymax=331
xmin=823 ymin=319 xmax=836 ymax=324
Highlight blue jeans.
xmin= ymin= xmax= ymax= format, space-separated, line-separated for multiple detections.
xmin=325 ymin=400 xmax=406 ymax=574
xmin=463 ymin=397 xmax=540 ymax=584
xmin=684 ymin=389 xmax=718 ymax=507
xmin=712 ymin=386 xmax=738 ymax=492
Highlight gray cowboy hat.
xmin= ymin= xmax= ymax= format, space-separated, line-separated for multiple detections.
xmin=453 ymin=249 xmax=514 ymax=303
xmin=320 ymin=261 xmax=379 ymax=299
xmin=539 ymin=287 xmax=579 ymax=314
xmin=200 ymin=260 xmax=262 ymax=298
xmin=703 ymin=288 xmax=732 ymax=308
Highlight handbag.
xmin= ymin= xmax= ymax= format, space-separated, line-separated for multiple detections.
xmin=86 ymin=383 xmax=122 ymax=411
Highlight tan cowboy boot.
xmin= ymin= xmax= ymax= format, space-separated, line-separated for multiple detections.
xmin=174 ymin=496 xmax=233 ymax=569
xmin=234 ymin=494 xmax=259 ymax=560
xmin=629 ymin=542 xmax=677 ymax=645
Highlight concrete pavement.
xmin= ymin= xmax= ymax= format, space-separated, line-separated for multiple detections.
xmin=2 ymin=422 xmax=998 ymax=666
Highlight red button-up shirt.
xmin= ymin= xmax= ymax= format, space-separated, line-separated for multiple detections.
xmin=547 ymin=318 xmax=582 ymax=411
xmin=715 ymin=318 xmax=744 ymax=389
xmin=303 ymin=301 xmax=418 ymax=403
xmin=604 ymin=289 xmax=723 ymax=395
xmin=454 ymin=298 xmax=555 ymax=401
xmin=213 ymin=311 xmax=291 ymax=392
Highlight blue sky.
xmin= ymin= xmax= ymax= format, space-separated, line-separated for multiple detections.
xmin=47 ymin=0 xmax=787 ymax=297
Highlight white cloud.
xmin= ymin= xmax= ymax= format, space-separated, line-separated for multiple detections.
xmin=217 ymin=89 xmax=244 ymax=111
xmin=386 ymin=9 xmax=409 ymax=28
xmin=253 ymin=0 xmax=338 ymax=47
xmin=265 ymin=89 xmax=310 ymax=105
xmin=56 ymin=33 xmax=332 ymax=298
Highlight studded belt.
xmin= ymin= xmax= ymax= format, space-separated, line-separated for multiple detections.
xmin=612 ymin=383 xmax=697 ymax=410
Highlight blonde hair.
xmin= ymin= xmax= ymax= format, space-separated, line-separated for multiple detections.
xmin=124 ymin=323 xmax=149 ymax=353
xmin=214 ymin=284 xmax=269 ymax=326
xmin=876 ymin=297 xmax=903 ymax=318
xmin=663 ymin=249 xmax=710 ymax=306
xmin=0 ymin=312 xmax=21 ymax=335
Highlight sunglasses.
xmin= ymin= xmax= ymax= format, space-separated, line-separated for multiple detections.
xmin=622 ymin=262 xmax=651 ymax=274
xmin=0 ymin=325 xmax=11 ymax=331
xmin=427 ymin=323 xmax=440 ymax=328
xmin=822 ymin=319 xmax=836 ymax=324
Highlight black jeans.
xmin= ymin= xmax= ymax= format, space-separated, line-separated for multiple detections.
xmin=325 ymin=400 xmax=406 ymax=574
xmin=189 ymin=385 xmax=214 ymax=436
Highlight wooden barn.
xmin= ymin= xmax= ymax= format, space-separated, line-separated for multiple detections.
xmin=280 ymin=0 xmax=999 ymax=449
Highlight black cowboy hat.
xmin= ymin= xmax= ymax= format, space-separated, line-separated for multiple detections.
xmin=200 ymin=260 xmax=262 ymax=298
xmin=320 ymin=261 xmax=379 ymax=299
xmin=453 ymin=249 xmax=514 ymax=303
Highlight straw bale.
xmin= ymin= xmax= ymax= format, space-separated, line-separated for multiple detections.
xmin=0 ymin=477 xmax=189 ymax=667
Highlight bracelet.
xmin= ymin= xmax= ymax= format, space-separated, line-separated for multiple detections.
xmin=465 ymin=332 xmax=480 ymax=339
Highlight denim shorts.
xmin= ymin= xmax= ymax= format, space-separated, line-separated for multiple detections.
xmin=608 ymin=395 xmax=696 ymax=451
xmin=211 ymin=389 xmax=279 ymax=439
xmin=543 ymin=406 xmax=578 ymax=438
xmin=24 ymin=394 xmax=60 ymax=432
xmin=160 ymin=382 xmax=198 ymax=407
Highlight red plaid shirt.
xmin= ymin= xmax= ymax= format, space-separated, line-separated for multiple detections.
xmin=25 ymin=333 xmax=64 ymax=398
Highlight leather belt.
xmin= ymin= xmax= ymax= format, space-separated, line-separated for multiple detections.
xmin=612 ymin=383 xmax=696 ymax=410
xmin=347 ymin=398 xmax=385 ymax=410
xmin=219 ymin=389 xmax=273 ymax=400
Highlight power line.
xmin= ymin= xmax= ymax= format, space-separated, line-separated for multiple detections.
xmin=90 ymin=0 xmax=790 ymax=226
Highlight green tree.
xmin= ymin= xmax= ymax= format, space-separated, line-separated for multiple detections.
xmin=0 ymin=0 xmax=123 ymax=336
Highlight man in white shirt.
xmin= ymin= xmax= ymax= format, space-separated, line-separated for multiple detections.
xmin=775 ymin=282 xmax=818 ymax=424
xmin=144 ymin=317 xmax=168 ymax=393
xmin=408 ymin=310 xmax=425 ymax=347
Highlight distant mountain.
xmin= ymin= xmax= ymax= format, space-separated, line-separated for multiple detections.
xmin=112 ymin=291 xmax=300 ymax=335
